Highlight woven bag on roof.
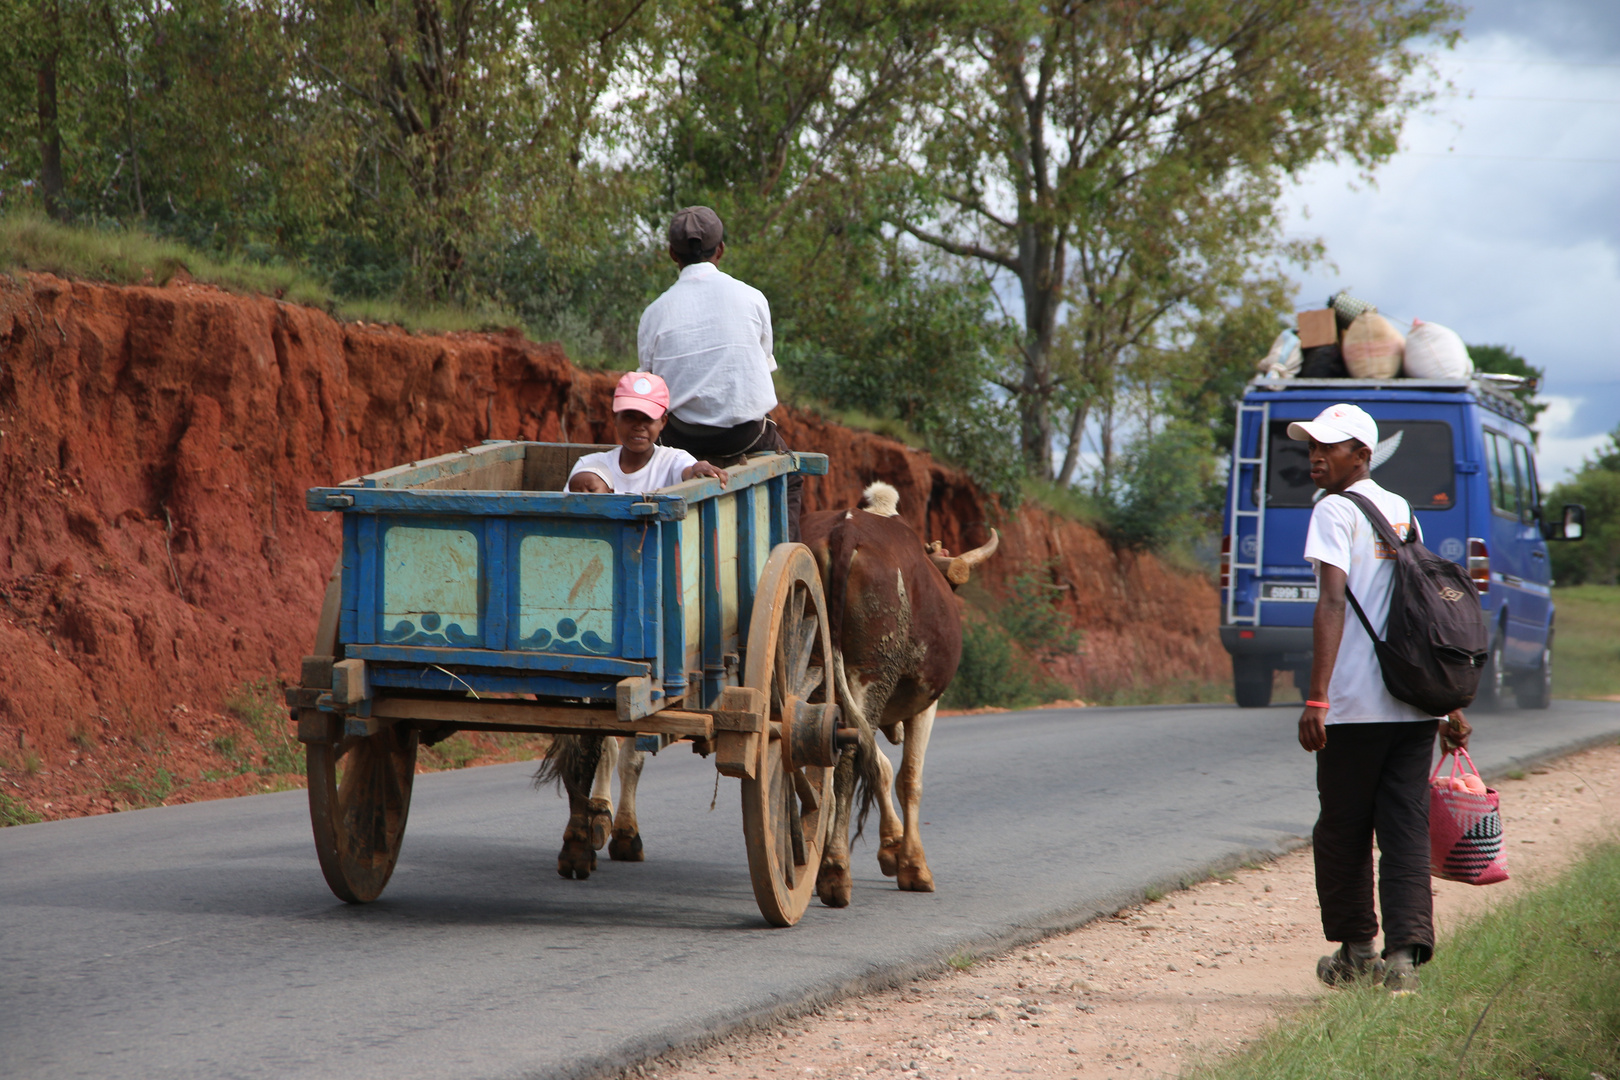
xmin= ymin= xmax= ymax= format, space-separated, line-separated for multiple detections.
xmin=1328 ymin=291 xmax=1377 ymax=329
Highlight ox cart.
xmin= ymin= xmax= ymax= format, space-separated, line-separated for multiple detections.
xmin=286 ymin=441 xmax=840 ymax=926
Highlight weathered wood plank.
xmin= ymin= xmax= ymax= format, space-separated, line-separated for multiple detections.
xmin=369 ymin=696 xmax=714 ymax=738
xmin=411 ymin=458 xmax=524 ymax=491
xmin=359 ymin=442 xmax=528 ymax=489
xmin=344 ymin=642 xmax=651 ymax=677
xmin=523 ymin=444 xmax=616 ymax=492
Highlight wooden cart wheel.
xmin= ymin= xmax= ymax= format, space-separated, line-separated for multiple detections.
xmin=304 ymin=556 xmax=419 ymax=903
xmin=741 ymin=544 xmax=837 ymax=927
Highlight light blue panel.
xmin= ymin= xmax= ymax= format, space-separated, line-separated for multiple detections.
xmin=753 ymin=485 xmax=770 ymax=580
xmin=380 ymin=525 xmax=480 ymax=646
xmin=517 ymin=535 xmax=616 ymax=655
xmin=680 ymin=515 xmax=702 ymax=676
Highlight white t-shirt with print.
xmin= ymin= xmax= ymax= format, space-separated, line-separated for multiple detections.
xmin=568 ymin=444 xmax=697 ymax=494
xmin=1303 ymin=478 xmax=1439 ymax=724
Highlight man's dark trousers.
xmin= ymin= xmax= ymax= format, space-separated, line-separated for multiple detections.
xmin=1313 ymin=719 xmax=1439 ymax=962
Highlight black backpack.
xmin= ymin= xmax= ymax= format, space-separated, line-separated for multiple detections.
xmin=1339 ymin=490 xmax=1490 ymax=716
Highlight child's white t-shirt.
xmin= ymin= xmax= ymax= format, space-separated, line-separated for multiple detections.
xmin=568 ymin=444 xmax=697 ymax=494
xmin=1303 ymin=478 xmax=1439 ymax=724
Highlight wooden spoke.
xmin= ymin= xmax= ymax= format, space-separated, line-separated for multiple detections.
xmin=741 ymin=544 xmax=837 ymax=927
xmin=304 ymin=555 xmax=419 ymax=903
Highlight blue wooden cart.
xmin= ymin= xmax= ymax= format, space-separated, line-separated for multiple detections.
xmin=288 ymin=440 xmax=840 ymax=926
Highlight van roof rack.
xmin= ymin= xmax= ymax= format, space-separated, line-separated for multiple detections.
xmin=1247 ymin=375 xmax=1529 ymax=424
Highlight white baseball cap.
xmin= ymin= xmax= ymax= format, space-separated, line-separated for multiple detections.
xmin=1287 ymin=403 xmax=1378 ymax=450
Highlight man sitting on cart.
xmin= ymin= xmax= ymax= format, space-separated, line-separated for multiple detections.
xmin=637 ymin=205 xmax=802 ymax=539
xmin=567 ymin=372 xmax=728 ymax=494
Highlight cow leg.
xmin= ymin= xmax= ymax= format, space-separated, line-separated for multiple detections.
xmin=816 ymin=750 xmax=857 ymax=908
xmin=557 ymin=735 xmax=606 ymax=880
xmin=893 ymin=702 xmax=937 ymax=892
xmin=586 ymin=735 xmax=616 ymax=850
xmin=874 ymin=748 xmax=905 ymax=878
xmin=608 ymin=737 xmax=646 ymax=861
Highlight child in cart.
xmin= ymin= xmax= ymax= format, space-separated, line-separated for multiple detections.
xmin=567 ymin=372 xmax=729 ymax=494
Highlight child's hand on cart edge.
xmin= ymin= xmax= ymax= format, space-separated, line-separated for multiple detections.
xmin=684 ymin=461 xmax=730 ymax=488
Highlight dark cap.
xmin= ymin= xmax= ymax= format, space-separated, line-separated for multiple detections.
xmin=667 ymin=206 xmax=724 ymax=254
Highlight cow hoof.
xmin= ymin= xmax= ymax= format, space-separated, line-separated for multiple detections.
xmin=587 ymin=798 xmax=613 ymax=850
xmin=608 ymin=829 xmax=644 ymax=862
xmin=896 ymin=863 xmax=934 ymax=892
xmin=877 ymin=841 xmax=902 ymax=878
xmin=557 ymin=844 xmax=598 ymax=880
xmin=817 ymin=863 xmax=852 ymax=908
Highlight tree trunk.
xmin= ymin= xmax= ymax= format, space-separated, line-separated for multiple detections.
xmin=36 ymin=2 xmax=65 ymax=221
xmin=1056 ymin=402 xmax=1089 ymax=487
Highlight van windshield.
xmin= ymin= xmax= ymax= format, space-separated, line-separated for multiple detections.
xmin=1264 ymin=420 xmax=1456 ymax=511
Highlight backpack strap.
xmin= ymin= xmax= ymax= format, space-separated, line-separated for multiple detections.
xmin=1338 ymin=489 xmax=1404 ymax=550
xmin=1335 ymin=489 xmax=1405 ymax=644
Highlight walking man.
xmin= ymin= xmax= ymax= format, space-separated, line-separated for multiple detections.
xmin=638 ymin=206 xmax=803 ymax=539
xmin=1292 ymin=403 xmax=1471 ymax=995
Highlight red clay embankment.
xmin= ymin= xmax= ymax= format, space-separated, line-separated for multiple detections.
xmin=0 ymin=272 xmax=1225 ymax=819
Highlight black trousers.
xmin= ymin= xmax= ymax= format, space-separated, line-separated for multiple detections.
xmin=1313 ymin=719 xmax=1439 ymax=963
xmin=661 ymin=415 xmax=803 ymax=542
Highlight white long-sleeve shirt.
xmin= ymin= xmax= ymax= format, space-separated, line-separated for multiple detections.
xmin=637 ymin=262 xmax=777 ymax=427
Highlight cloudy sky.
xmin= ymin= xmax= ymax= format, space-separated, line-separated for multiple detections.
xmin=1282 ymin=0 xmax=1620 ymax=484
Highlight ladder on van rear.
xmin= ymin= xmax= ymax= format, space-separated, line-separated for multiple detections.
xmin=1226 ymin=398 xmax=1270 ymax=626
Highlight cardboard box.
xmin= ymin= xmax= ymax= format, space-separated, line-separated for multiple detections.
xmin=1298 ymin=308 xmax=1337 ymax=348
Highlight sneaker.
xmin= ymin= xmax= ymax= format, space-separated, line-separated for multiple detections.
xmin=1316 ymin=941 xmax=1383 ymax=987
xmin=1384 ymin=947 xmax=1420 ymax=996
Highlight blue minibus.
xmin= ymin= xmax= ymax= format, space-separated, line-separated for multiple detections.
xmin=1220 ymin=375 xmax=1584 ymax=710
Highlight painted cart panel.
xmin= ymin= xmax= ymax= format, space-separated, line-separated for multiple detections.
xmin=307 ymin=441 xmax=827 ymax=712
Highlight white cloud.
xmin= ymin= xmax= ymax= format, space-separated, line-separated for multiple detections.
xmin=1278 ymin=27 xmax=1620 ymax=484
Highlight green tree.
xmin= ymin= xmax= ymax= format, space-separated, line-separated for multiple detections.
xmin=1547 ymin=428 xmax=1620 ymax=586
xmin=294 ymin=0 xmax=658 ymax=301
xmin=1469 ymin=343 xmax=1548 ymax=435
xmin=893 ymin=0 xmax=1461 ymax=479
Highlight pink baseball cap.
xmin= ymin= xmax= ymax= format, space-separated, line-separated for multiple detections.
xmin=613 ymin=371 xmax=670 ymax=419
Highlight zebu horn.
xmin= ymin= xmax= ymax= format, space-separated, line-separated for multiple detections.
xmin=930 ymin=529 xmax=999 ymax=585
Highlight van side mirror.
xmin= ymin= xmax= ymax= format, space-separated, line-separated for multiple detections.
xmin=1545 ymin=503 xmax=1584 ymax=541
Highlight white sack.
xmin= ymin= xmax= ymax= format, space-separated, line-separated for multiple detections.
xmin=1256 ymin=328 xmax=1302 ymax=378
xmin=1403 ymin=319 xmax=1473 ymax=379
xmin=1342 ymin=312 xmax=1405 ymax=379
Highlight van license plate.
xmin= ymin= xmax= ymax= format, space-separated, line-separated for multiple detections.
xmin=1261 ymin=582 xmax=1318 ymax=602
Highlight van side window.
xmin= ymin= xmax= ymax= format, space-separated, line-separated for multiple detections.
xmin=1485 ymin=431 xmax=1516 ymax=517
xmin=1513 ymin=441 xmax=1539 ymax=525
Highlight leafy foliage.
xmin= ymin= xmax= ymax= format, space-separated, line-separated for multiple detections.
xmin=1547 ymin=427 xmax=1620 ymax=586
xmin=1103 ymin=421 xmax=1224 ymax=552
xmin=0 ymin=0 xmax=1460 ymax=528
xmin=1469 ymin=343 xmax=1549 ymax=433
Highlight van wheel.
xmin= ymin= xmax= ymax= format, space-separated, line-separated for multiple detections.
xmin=1518 ymin=632 xmax=1553 ymax=710
xmin=1475 ymin=634 xmax=1508 ymax=712
xmin=1233 ymin=656 xmax=1274 ymax=708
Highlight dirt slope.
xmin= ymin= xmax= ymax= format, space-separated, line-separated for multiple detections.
xmin=0 ymin=273 xmax=1226 ymax=819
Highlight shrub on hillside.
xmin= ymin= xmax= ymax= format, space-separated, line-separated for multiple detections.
xmin=1548 ymin=426 xmax=1620 ymax=586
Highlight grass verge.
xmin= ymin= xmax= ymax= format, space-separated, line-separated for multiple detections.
xmin=223 ymin=679 xmax=303 ymax=777
xmin=0 ymin=789 xmax=43 ymax=826
xmin=1552 ymin=584 xmax=1620 ymax=700
xmin=1190 ymin=839 xmax=1620 ymax=1080
xmin=0 ymin=213 xmax=527 ymax=337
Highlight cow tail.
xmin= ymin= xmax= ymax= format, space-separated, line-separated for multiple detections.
xmin=531 ymin=734 xmax=599 ymax=794
xmin=834 ymin=652 xmax=885 ymax=839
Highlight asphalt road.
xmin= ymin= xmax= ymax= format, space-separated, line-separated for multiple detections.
xmin=4 ymin=700 xmax=1618 ymax=1080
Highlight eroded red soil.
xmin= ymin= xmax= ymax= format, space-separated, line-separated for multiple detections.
xmin=0 ymin=273 xmax=1225 ymax=821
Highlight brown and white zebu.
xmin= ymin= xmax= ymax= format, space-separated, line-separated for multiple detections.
xmin=803 ymin=482 xmax=998 ymax=907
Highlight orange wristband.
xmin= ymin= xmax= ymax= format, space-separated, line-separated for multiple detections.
xmin=1305 ymin=700 xmax=1330 ymax=710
